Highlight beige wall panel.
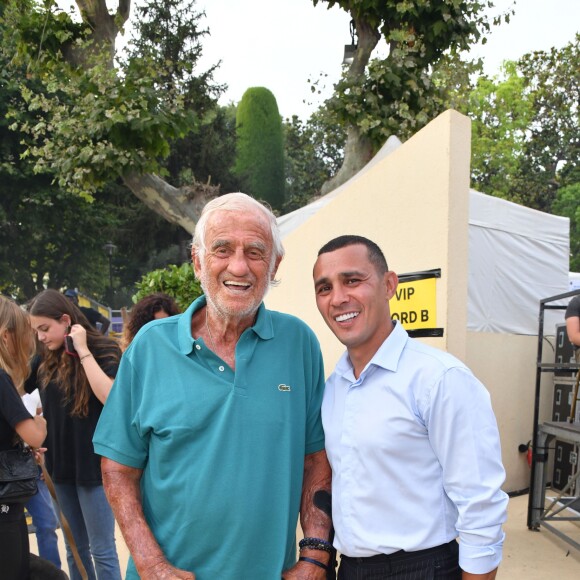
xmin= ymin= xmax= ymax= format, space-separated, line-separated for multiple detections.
xmin=266 ymin=110 xmax=543 ymax=493
xmin=267 ymin=110 xmax=471 ymax=370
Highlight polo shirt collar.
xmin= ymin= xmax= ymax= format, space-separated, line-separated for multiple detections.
xmin=335 ymin=320 xmax=409 ymax=379
xmin=250 ymin=303 xmax=274 ymax=340
xmin=177 ymin=295 xmax=273 ymax=355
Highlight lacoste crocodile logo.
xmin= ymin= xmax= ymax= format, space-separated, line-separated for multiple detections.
xmin=278 ymin=384 xmax=291 ymax=392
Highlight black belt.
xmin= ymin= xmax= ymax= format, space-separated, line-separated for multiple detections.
xmin=341 ymin=539 xmax=457 ymax=565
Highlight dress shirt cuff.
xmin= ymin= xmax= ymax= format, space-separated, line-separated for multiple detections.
xmin=458 ymin=530 xmax=505 ymax=575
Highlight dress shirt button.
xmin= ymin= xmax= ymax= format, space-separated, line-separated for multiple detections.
xmin=195 ymin=344 xmax=201 ymax=350
xmin=218 ymin=365 xmax=225 ymax=372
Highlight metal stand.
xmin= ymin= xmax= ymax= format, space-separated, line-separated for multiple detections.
xmin=527 ymin=290 xmax=580 ymax=551
xmin=529 ymin=422 xmax=580 ymax=551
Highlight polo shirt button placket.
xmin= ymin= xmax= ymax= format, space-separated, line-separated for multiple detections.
xmin=218 ymin=365 xmax=225 ymax=372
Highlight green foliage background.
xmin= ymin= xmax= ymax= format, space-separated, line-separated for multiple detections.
xmin=133 ymin=263 xmax=202 ymax=312
xmin=1 ymin=0 xmax=578 ymax=304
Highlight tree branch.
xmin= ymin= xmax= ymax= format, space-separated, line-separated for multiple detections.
xmin=75 ymin=0 xmax=118 ymax=46
xmin=349 ymin=16 xmax=380 ymax=78
xmin=117 ymin=0 xmax=131 ymax=25
xmin=122 ymin=173 xmax=219 ymax=234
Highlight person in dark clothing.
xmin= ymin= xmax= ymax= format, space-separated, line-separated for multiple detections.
xmin=63 ymin=290 xmax=110 ymax=335
xmin=565 ymin=294 xmax=580 ymax=362
xmin=28 ymin=289 xmax=122 ymax=580
xmin=0 ymin=296 xmax=47 ymax=580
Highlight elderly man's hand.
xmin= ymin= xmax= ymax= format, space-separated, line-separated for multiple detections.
xmin=282 ymin=558 xmax=328 ymax=580
xmin=140 ymin=560 xmax=195 ymax=580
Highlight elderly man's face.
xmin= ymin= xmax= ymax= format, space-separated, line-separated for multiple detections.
xmin=193 ymin=210 xmax=279 ymax=321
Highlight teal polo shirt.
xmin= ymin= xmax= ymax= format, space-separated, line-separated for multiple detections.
xmin=93 ymin=296 xmax=325 ymax=579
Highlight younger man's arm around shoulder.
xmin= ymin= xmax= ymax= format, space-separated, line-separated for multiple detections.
xmin=282 ymin=449 xmax=333 ymax=580
xmin=101 ymin=458 xmax=195 ymax=580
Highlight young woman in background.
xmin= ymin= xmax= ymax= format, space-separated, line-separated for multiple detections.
xmin=28 ymin=289 xmax=122 ymax=580
xmin=120 ymin=292 xmax=180 ymax=351
xmin=0 ymin=296 xmax=47 ymax=580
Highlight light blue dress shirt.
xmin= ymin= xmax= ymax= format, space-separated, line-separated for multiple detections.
xmin=322 ymin=321 xmax=508 ymax=575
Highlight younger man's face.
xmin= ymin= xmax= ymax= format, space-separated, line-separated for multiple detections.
xmin=313 ymin=244 xmax=397 ymax=355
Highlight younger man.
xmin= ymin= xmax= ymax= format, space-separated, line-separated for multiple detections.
xmin=313 ymin=235 xmax=508 ymax=580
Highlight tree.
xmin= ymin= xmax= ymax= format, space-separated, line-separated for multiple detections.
xmin=552 ymin=183 xmax=580 ymax=272
xmin=312 ymin=0 xmax=503 ymax=194
xmin=462 ymin=60 xmax=535 ymax=200
xmin=0 ymin=183 xmax=119 ymax=302
xmin=164 ymin=104 xmax=241 ymax=196
xmin=127 ymin=0 xmax=240 ymax=194
xmin=0 ymin=6 xmax=199 ymax=303
xmin=283 ymin=116 xmax=332 ymax=212
xmin=0 ymin=11 xmax=116 ymax=301
xmin=282 ymin=113 xmax=345 ymax=212
xmin=454 ymin=36 xmax=579 ymax=270
xmin=234 ymin=87 xmax=285 ymax=210
xmin=456 ymin=36 xmax=579 ymax=212
xmin=513 ymin=36 xmax=579 ymax=211
xmin=2 ymin=0 xmax=223 ymax=233
xmin=95 ymin=182 xmax=193 ymax=308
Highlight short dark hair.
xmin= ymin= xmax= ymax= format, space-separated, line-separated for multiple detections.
xmin=318 ymin=235 xmax=388 ymax=275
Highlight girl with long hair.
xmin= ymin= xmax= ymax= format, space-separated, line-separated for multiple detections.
xmin=0 ymin=296 xmax=47 ymax=580
xmin=28 ymin=289 xmax=122 ymax=580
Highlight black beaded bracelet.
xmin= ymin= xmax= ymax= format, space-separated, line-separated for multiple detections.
xmin=299 ymin=556 xmax=329 ymax=571
xmin=299 ymin=536 xmax=334 ymax=554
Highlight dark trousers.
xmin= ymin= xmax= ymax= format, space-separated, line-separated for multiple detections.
xmin=0 ymin=510 xmax=29 ymax=580
xmin=338 ymin=540 xmax=461 ymax=580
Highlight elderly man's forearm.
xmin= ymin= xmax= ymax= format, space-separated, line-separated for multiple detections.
xmin=300 ymin=450 xmax=332 ymax=538
xmin=101 ymin=458 xmax=169 ymax=575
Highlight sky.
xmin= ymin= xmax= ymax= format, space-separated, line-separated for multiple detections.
xmin=59 ymin=0 xmax=579 ymax=119
xmin=196 ymin=0 xmax=580 ymax=118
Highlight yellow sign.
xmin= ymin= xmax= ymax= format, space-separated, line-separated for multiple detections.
xmin=78 ymin=296 xmax=91 ymax=308
xmin=390 ymin=276 xmax=437 ymax=330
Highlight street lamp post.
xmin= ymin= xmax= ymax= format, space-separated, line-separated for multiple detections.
xmin=103 ymin=241 xmax=117 ymax=303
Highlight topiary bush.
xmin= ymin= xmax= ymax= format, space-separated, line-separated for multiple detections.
xmin=234 ymin=87 xmax=285 ymax=210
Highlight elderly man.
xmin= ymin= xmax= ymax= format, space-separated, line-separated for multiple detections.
xmin=313 ymin=235 xmax=508 ymax=580
xmin=93 ymin=193 xmax=333 ymax=579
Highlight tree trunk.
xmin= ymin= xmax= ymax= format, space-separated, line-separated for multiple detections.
xmin=321 ymin=126 xmax=374 ymax=195
xmin=320 ymin=16 xmax=380 ymax=196
xmin=73 ymin=0 xmax=216 ymax=230
xmin=68 ymin=0 xmax=126 ymax=63
xmin=122 ymin=173 xmax=218 ymax=234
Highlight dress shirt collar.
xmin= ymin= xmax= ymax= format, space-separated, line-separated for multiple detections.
xmin=177 ymin=295 xmax=273 ymax=355
xmin=334 ymin=320 xmax=409 ymax=382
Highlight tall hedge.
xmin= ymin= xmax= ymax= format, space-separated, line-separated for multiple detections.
xmin=234 ymin=87 xmax=285 ymax=210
